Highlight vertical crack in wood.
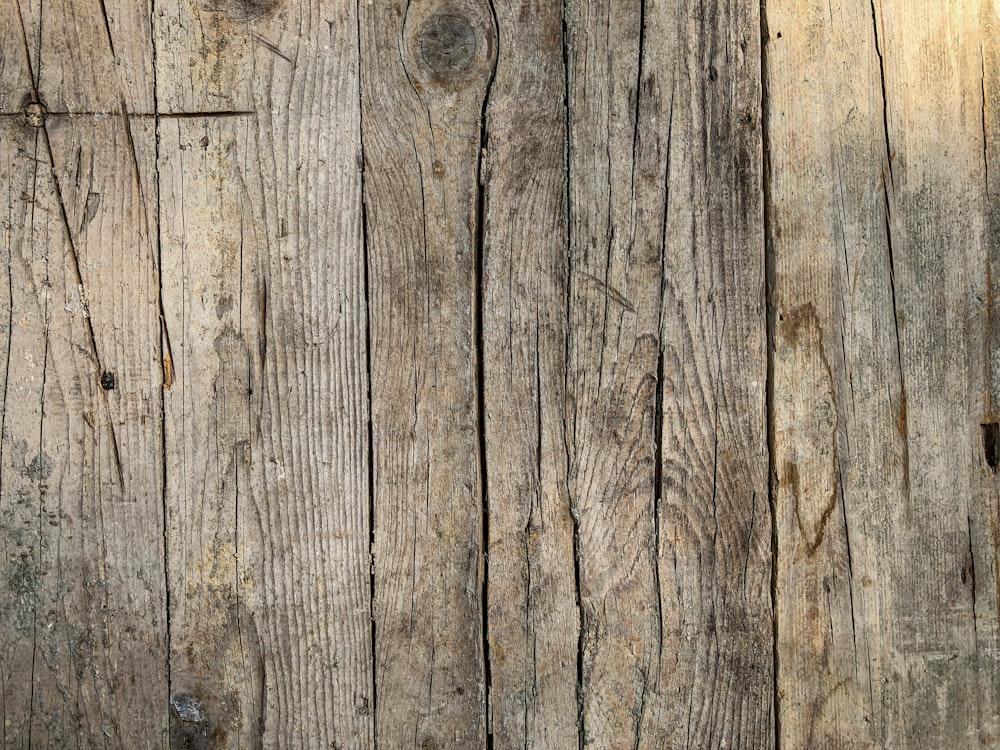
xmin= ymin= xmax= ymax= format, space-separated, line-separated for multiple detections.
xmin=629 ymin=0 xmax=646 ymax=214
xmin=966 ymin=514 xmax=978 ymax=641
xmin=870 ymin=0 xmax=911 ymax=502
xmin=758 ymin=0 xmax=779 ymax=746
xmin=356 ymin=3 xmax=377 ymax=743
xmin=653 ymin=84 xmax=675 ymax=685
xmin=982 ymin=44 xmax=991 ymax=197
xmin=838 ymin=459 xmax=860 ymax=664
xmin=633 ymin=5 xmax=656 ymax=737
xmin=476 ymin=7 xmax=498 ymax=743
xmin=148 ymin=0 xmax=173 ymax=732
xmin=560 ymin=3 xmax=585 ymax=746
xmin=97 ymin=0 xmax=117 ymax=64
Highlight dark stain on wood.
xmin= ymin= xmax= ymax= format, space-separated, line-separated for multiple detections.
xmin=783 ymin=457 xmax=839 ymax=556
xmin=779 ymin=301 xmax=819 ymax=349
xmin=170 ymin=590 xmax=265 ymax=748
xmin=982 ymin=421 xmax=999 ymax=472
xmin=169 ymin=692 xmax=227 ymax=750
xmin=203 ymin=0 xmax=280 ymax=22
xmin=778 ymin=303 xmax=841 ymax=557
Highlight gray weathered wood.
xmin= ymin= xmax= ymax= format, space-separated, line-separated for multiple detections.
xmin=563 ymin=0 xmax=772 ymax=746
xmin=1 ymin=0 xmax=998 ymax=746
xmin=481 ymin=2 xmax=579 ymax=747
xmin=766 ymin=0 xmax=1000 ymax=745
xmin=359 ymin=0 xmax=496 ymax=744
xmin=155 ymin=1 xmax=372 ymax=746
xmin=0 ymin=1 xmax=167 ymax=746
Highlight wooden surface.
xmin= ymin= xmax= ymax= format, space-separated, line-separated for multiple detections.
xmin=0 ymin=0 xmax=996 ymax=748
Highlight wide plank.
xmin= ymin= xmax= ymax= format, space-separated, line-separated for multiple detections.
xmin=0 ymin=2 xmax=166 ymax=745
xmin=767 ymin=0 xmax=1000 ymax=744
xmin=155 ymin=1 xmax=372 ymax=746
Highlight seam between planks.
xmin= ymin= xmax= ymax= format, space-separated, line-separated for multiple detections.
xmin=758 ymin=0 xmax=780 ymax=747
xmin=476 ymin=5 xmax=499 ymax=745
xmin=354 ymin=2 xmax=378 ymax=744
xmin=559 ymin=2 xmax=585 ymax=746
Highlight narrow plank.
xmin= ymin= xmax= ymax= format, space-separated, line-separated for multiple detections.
xmin=767 ymin=0 xmax=1000 ymax=745
xmin=564 ymin=0 xmax=771 ymax=745
xmin=39 ymin=111 xmax=166 ymax=750
xmin=648 ymin=0 xmax=773 ymax=745
xmin=0 ymin=117 xmax=60 ymax=750
xmin=158 ymin=116 xmax=267 ymax=749
xmin=765 ymin=0 xmax=905 ymax=744
xmin=0 ymin=29 xmax=43 ymax=743
xmin=0 ymin=95 xmax=166 ymax=750
xmin=980 ymin=3 xmax=1000 ymax=741
xmin=562 ymin=4 xmax=661 ymax=741
xmin=0 ymin=2 xmax=167 ymax=745
xmin=481 ymin=2 xmax=579 ymax=747
xmin=155 ymin=2 xmax=372 ymax=746
xmin=358 ymin=0 xmax=496 ymax=744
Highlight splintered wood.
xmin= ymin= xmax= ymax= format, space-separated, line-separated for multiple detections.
xmin=0 ymin=0 xmax=996 ymax=747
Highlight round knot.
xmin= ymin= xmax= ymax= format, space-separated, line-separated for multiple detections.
xmin=419 ymin=12 xmax=477 ymax=79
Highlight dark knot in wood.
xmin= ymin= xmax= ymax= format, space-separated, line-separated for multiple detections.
xmin=419 ymin=12 xmax=477 ymax=79
xmin=23 ymin=101 xmax=47 ymax=128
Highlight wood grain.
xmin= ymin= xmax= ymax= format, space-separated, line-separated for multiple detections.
xmin=359 ymin=0 xmax=495 ymax=745
xmin=155 ymin=1 xmax=372 ymax=746
xmin=0 ymin=0 xmax=997 ymax=746
xmin=0 ymin=1 xmax=167 ymax=746
xmin=766 ymin=0 xmax=1000 ymax=745
xmin=481 ymin=2 xmax=579 ymax=747
xmin=563 ymin=0 xmax=771 ymax=746
xmin=648 ymin=0 xmax=773 ymax=745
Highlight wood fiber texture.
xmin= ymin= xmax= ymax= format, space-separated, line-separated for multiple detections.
xmin=0 ymin=0 xmax=996 ymax=748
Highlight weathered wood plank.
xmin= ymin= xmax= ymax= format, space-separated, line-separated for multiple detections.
xmin=563 ymin=0 xmax=771 ymax=746
xmin=0 ymin=2 xmax=167 ymax=745
xmin=877 ymin=2 xmax=998 ymax=743
xmin=33 ymin=0 xmax=154 ymax=112
xmin=158 ymin=115 xmax=268 ymax=749
xmin=767 ymin=0 xmax=1000 ymax=745
xmin=359 ymin=0 xmax=496 ymax=745
xmin=0 ymin=119 xmax=46 ymax=749
xmin=981 ymin=5 xmax=1000 ymax=744
xmin=648 ymin=0 xmax=773 ymax=744
xmin=562 ymin=3 xmax=661 ymax=742
xmin=481 ymin=2 xmax=579 ymax=748
xmin=765 ymin=1 xmax=903 ymax=744
xmin=155 ymin=2 xmax=372 ymax=746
